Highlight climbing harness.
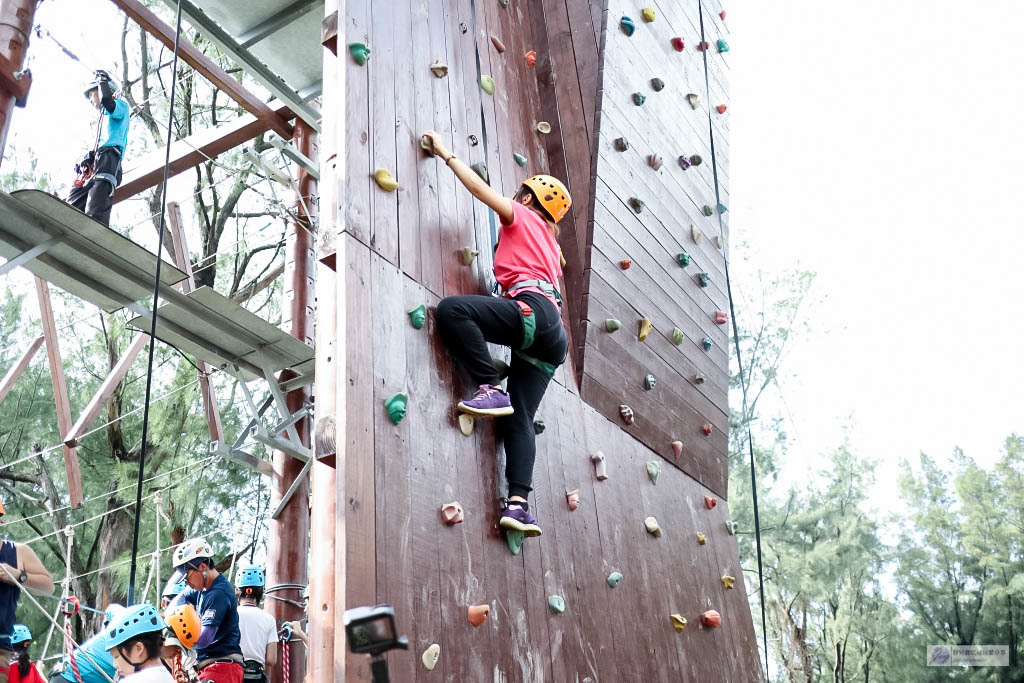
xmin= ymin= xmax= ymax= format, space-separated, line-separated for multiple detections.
xmin=496 ymin=280 xmax=563 ymax=378
xmin=70 ymin=109 xmax=104 ymax=191
xmin=697 ymin=5 xmax=770 ymax=678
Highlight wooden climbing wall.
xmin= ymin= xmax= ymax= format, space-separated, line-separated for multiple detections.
xmin=325 ymin=0 xmax=761 ymax=680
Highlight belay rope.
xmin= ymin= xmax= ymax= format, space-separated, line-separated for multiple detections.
xmin=61 ymin=595 xmax=83 ymax=683
xmin=280 ymin=624 xmax=292 ymax=681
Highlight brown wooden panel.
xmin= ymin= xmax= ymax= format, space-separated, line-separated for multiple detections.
xmin=369 ymin=0 xmax=399 ymax=264
xmin=345 ymin=0 xmax=373 ymax=248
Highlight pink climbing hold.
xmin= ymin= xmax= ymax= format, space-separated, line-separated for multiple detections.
xmin=701 ymin=610 xmax=722 ymax=628
xmin=441 ymin=502 xmax=464 ymax=525
xmin=704 ymin=495 xmax=718 ymax=509
xmin=566 ymin=489 xmax=581 ymax=511
xmin=716 ymin=104 xmax=728 ymax=114
xmin=720 ymin=10 xmax=726 ymax=20
xmin=672 ymin=441 xmax=682 ymax=459
xmin=671 ymin=36 xmax=685 ymax=52
xmin=714 ymin=310 xmax=728 ymax=325
xmin=697 ymin=41 xmax=710 ymax=51
xmin=701 ymin=423 xmax=713 ymax=436
xmin=491 ymin=35 xmax=506 ymax=53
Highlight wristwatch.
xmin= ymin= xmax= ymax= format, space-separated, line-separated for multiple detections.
xmin=17 ymin=570 xmax=26 ymax=584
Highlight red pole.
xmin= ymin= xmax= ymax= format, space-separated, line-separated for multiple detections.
xmin=0 ymin=0 xmax=37 ymax=167
xmin=266 ymin=119 xmax=317 ymax=683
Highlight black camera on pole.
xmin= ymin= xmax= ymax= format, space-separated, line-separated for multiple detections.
xmin=343 ymin=605 xmax=408 ymax=683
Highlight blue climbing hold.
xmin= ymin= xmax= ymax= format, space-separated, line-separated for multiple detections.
xmin=702 ymin=337 xmax=713 ymax=352
xmin=717 ymin=39 xmax=730 ymax=53
xmin=620 ymin=17 xmax=636 ymax=36
xmin=633 ymin=92 xmax=646 ymax=106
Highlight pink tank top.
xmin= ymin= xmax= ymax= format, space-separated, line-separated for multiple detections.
xmin=493 ymin=201 xmax=562 ymax=309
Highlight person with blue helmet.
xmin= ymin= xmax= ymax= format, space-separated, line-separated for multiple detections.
xmin=7 ymin=624 xmax=44 ymax=683
xmin=160 ymin=571 xmax=187 ymax=610
xmin=47 ymin=603 xmax=126 ymax=683
xmin=104 ymin=604 xmax=172 ymax=682
xmin=234 ymin=564 xmax=277 ymax=682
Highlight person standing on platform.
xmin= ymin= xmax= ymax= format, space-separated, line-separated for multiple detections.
xmin=7 ymin=625 xmax=44 ymax=683
xmin=68 ymin=69 xmax=130 ymax=226
xmin=421 ymin=130 xmax=571 ymax=539
xmin=171 ymin=538 xmax=243 ymax=683
xmin=234 ymin=565 xmax=277 ymax=682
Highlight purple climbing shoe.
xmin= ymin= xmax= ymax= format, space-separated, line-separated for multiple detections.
xmin=500 ymin=501 xmax=543 ymax=537
xmin=458 ymin=384 xmax=514 ymax=417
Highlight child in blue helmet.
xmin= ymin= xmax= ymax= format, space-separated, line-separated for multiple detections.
xmin=48 ymin=604 xmax=124 ymax=683
xmin=234 ymin=565 xmax=277 ymax=683
xmin=104 ymin=604 xmax=173 ymax=682
xmin=8 ymin=624 xmax=44 ymax=683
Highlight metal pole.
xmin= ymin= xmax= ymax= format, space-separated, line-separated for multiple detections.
xmin=265 ymin=119 xmax=316 ymax=683
xmin=0 ymin=0 xmax=36 ymax=166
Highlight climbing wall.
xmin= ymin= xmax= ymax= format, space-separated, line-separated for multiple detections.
xmin=327 ymin=0 xmax=761 ymax=680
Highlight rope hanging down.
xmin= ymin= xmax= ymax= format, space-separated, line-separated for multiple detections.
xmin=697 ymin=3 xmax=770 ymax=678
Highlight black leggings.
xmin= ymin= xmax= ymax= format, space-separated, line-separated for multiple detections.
xmin=436 ymin=291 xmax=567 ymax=499
xmin=68 ymin=146 xmax=122 ymax=227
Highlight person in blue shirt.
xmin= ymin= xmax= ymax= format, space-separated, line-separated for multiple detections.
xmin=46 ymin=604 xmax=124 ymax=683
xmin=68 ymin=69 xmax=129 ymax=226
xmin=170 ymin=538 xmax=243 ymax=683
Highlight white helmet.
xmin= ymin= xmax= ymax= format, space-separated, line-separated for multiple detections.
xmin=173 ymin=537 xmax=214 ymax=570
xmin=104 ymin=603 xmax=126 ymax=626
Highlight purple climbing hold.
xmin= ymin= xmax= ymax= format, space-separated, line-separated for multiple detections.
xmin=678 ymin=155 xmax=691 ymax=170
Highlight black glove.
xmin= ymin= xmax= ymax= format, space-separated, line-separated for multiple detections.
xmin=74 ymin=150 xmax=95 ymax=174
xmin=94 ymin=69 xmax=110 ymax=83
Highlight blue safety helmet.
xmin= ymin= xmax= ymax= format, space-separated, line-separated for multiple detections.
xmin=10 ymin=624 xmax=31 ymax=646
xmin=236 ymin=564 xmax=265 ymax=589
xmin=105 ymin=604 xmax=165 ymax=650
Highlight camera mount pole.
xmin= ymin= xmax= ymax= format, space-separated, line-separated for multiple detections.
xmin=370 ymin=657 xmax=390 ymax=683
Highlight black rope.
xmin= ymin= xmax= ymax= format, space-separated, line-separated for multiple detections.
xmin=697 ymin=4 xmax=770 ymax=678
xmin=127 ymin=0 xmax=185 ymax=606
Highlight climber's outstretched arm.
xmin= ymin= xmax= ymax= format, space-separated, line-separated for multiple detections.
xmin=421 ymin=130 xmax=514 ymax=224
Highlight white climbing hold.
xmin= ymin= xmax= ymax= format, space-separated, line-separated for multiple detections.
xmin=459 ymin=413 xmax=474 ymax=436
xmin=422 ymin=643 xmax=441 ymax=670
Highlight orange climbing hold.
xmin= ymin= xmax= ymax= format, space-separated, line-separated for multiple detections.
xmin=716 ymin=104 xmax=728 ymax=114
xmin=700 ymin=610 xmax=722 ymax=628
xmin=491 ymin=35 xmax=505 ymax=53
xmin=620 ymin=259 xmax=632 ymax=270
xmin=704 ymin=495 xmax=718 ymax=509
xmin=525 ymin=50 xmax=537 ymax=67
xmin=714 ymin=310 xmax=728 ymax=325
xmin=468 ymin=604 xmax=490 ymax=627
xmin=701 ymin=423 xmax=713 ymax=436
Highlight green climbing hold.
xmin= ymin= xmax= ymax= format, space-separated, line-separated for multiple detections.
xmin=717 ymin=203 xmax=727 ymax=214
xmin=632 ymin=92 xmax=646 ymax=106
xmin=471 ymin=162 xmax=490 ymax=183
xmin=644 ymin=374 xmax=656 ymax=391
xmin=547 ymin=595 xmax=566 ymax=614
xmin=698 ymin=272 xmax=709 ymax=288
xmin=506 ymin=529 xmax=525 ymax=554
xmin=717 ymin=39 xmax=730 ymax=53
xmin=385 ymin=392 xmax=408 ymax=424
xmin=702 ymin=337 xmax=713 ymax=352
xmin=650 ymin=77 xmax=665 ymax=92
xmin=702 ymin=205 xmax=714 ymax=217
xmin=672 ymin=327 xmax=684 ymax=345
xmin=605 ymin=319 xmax=621 ymax=332
xmin=533 ymin=419 xmax=545 ymax=434
xmin=349 ymin=42 xmax=371 ymax=65
xmin=629 ymin=197 xmax=644 ymax=213
xmin=614 ymin=137 xmax=629 ymax=152
xmin=607 ymin=571 xmax=623 ymax=588
xmin=480 ymin=75 xmax=495 ymax=95
xmin=513 ymin=153 xmax=527 ymax=167
xmin=408 ymin=304 xmax=426 ymax=329
xmin=647 ymin=460 xmax=661 ymax=484
xmin=620 ymin=17 xmax=636 ymax=36
xmin=677 ymin=252 xmax=691 ymax=267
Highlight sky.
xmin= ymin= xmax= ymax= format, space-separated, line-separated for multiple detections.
xmin=2 ymin=0 xmax=1023 ymax=514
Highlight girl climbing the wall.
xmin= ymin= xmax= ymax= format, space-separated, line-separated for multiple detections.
xmin=422 ymin=129 xmax=570 ymax=538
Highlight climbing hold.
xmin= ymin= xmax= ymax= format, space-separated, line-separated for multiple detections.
xmin=619 ymin=404 xmax=635 ymax=426
xmin=701 ymin=610 xmax=722 ymax=628
xmin=677 ymin=252 xmax=691 ymax=267
xmin=374 ymin=168 xmax=399 ymax=192
xmin=591 ymin=451 xmax=609 ymax=480
xmin=533 ymin=419 xmax=545 ymax=434
xmin=429 ymin=60 xmax=449 ymax=78
xmin=480 ymin=75 xmax=495 ymax=95
xmin=646 ymin=460 xmax=661 ymax=484
xmin=420 ymin=135 xmax=436 ymax=156
xmin=422 ymin=643 xmax=441 ymax=671
xmin=644 ymin=516 xmax=663 ymax=537
xmin=548 ymin=595 xmax=566 ymax=614
xmin=491 ymin=35 xmax=505 ymax=53
xmin=506 ymin=530 xmax=525 ymax=554
xmin=536 ymin=121 xmax=551 ymax=134
xmin=714 ymin=310 xmax=727 ymax=325
xmin=721 ymin=575 xmax=736 ymax=589
xmin=720 ymin=10 xmax=726 ymax=20
xmin=702 ymin=423 xmax=713 ymax=436
xmin=697 ymin=272 xmax=709 ymax=287
xmin=687 ymin=93 xmax=700 ymax=110
xmin=714 ymin=235 xmax=724 ymax=249
xmin=385 ymin=392 xmax=408 ymax=425
xmin=620 ymin=16 xmax=636 ymax=36
xmin=499 ymin=0 xmax=508 ymax=6
xmin=628 ymin=197 xmax=645 ymax=213
xmin=513 ymin=153 xmax=527 ymax=167
xmin=672 ymin=327 xmax=684 ymax=345
xmin=349 ymin=42 xmax=371 ymax=65
xmin=650 ymin=77 xmax=665 ymax=92
xmin=717 ymin=39 xmax=730 ymax=53
xmin=647 ymin=154 xmax=663 ymax=171
xmin=560 ymin=251 xmax=566 ymax=269
xmin=717 ymin=203 xmax=727 ymax=214
xmin=469 ymin=134 xmax=479 ymax=146
xmin=613 ymin=137 xmax=630 ymax=152
xmin=697 ymin=41 xmax=711 ymax=51
xmin=407 ymin=304 xmax=427 ymax=330
xmin=461 ymin=247 xmax=479 ymax=265
xmin=607 ymin=571 xmax=623 ymax=588
xmin=525 ymin=50 xmax=537 ymax=68
xmin=458 ymin=413 xmax=474 ymax=436
xmin=672 ymin=441 xmax=683 ymax=459
xmin=678 ymin=155 xmax=692 ymax=171
xmin=671 ymin=37 xmax=685 ymax=52
xmin=641 ymin=7 xmax=655 ymax=22
xmin=702 ymin=205 xmax=714 ymax=217
xmin=691 ymin=225 xmax=703 ymax=245
xmin=671 ymin=614 xmax=688 ymax=631
xmin=440 ymin=501 xmax=464 ymax=525
xmin=725 ymin=520 xmax=738 ymax=535
xmin=704 ymin=495 xmax=718 ymax=509
xmin=694 ymin=373 xmax=705 ymax=385
xmin=702 ymin=337 xmax=713 ymax=352
xmin=460 ymin=22 xmax=469 ymax=33
xmin=689 ymin=154 xmax=703 ymax=167
xmin=605 ymin=319 xmax=621 ymax=332
xmin=644 ymin=374 xmax=656 ymax=391
xmin=632 ymin=92 xmax=646 ymax=106
xmin=468 ymin=604 xmax=490 ymax=627
xmin=638 ymin=317 xmax=652 ymax=341
xmin=471 ymin=162 xmax=489 ymax=183
xmin=566 ymin=489 xmax=581 ymax=511
xmin=620 ymin=259 xmax=632 ymax=270
xmin=696 ymin=532 xmax=707 ymax=545
xmin=716 ymin=104 xmax=727 ymax=114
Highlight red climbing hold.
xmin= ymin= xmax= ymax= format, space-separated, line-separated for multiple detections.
xmin=620 ymin=259 xmax=632 ymax=270
xmin=491 ymin=36 xmax=506 ymax=53
xmin=716 ymin=104 xmax=727 ymax=114
xmin=701 ymin=423 xmax=713 ymax=436
xmin=704 ymin=495 xmax=718 ymax=509
xmin=720 ymin=10 xmax=726 ymax=20
xmin=714 ymin=310 xmax=728 ymax=325
xmin=697 ymin=41 xmax=710 ymax=52
xmin=468 ymin=604 xmax=490 ymax=627
xmin=525 ymin=50 xmax=537 ymax=68
xmin=671 ymin=37 xmax=685 ymax=52
xmin=700 ymin=610 xmax=722 ymax=628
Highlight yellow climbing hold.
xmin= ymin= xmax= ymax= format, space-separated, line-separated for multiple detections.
xmin=480 ymin=75 xmax=496 ymax=95
xmin=644 ymin=516 xmax=663 ymax=537
xmin=461 ymin=247 xmax=479 ymax=265
xmin=638 ymin=317 xmax=653 ymax=341
xmin=374 ymin=168 xmax=399 ymax=192
xmin=671 ymin=614 xmax=688 ymax=631
xmin=721 ymin=575 xmax=736 ymax=589
xmin=536 ymin=121 xmax=552 ymax=134
xmin=458 ymin=414 xmax=474 ymax=436
xmin=641 ymin=7 xmax=655 ymax=22
xmin=696 ymin=532 xmax=707 ymax=545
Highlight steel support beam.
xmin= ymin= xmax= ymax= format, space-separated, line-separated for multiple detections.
xmin=0 ymin=0 xmax=36 ymax=166
xmin=109 ymin=0 xmax=294 ymax=139
xmin=237 ymin=0 xmax=321 ymax=47
xmin=0 ymin=236 xmax=60 ymax=277
xmin=0 ymin=334 xmax=43 ymax=407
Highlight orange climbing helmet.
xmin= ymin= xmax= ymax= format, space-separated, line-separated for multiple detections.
xmin=164 ymin=603 xmax=202 ymax=650
xmin=521 ymin=175 xmax=572 ymax=223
